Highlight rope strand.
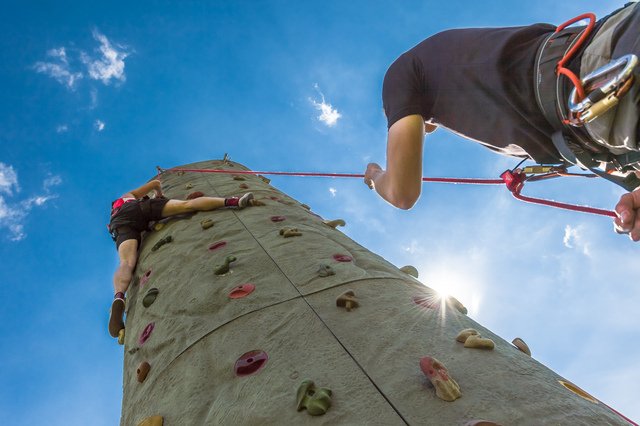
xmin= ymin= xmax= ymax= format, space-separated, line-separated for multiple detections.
xmin=159 ymin=166 xmax=617 ymax=219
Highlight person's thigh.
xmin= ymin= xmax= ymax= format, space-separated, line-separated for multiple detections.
xmin=117 ymin=238 xmax=139 ymax=265
xmin=160 ymin=199 xmax=190 ymax=217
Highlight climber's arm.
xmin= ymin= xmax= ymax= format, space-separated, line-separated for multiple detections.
xmin=124 ymin=180 xmax=163 ymax=199
xmin=365 ymin=114 xmax=434 ymax=210
xmin=614 ymin=186 xmax=640 ymax=241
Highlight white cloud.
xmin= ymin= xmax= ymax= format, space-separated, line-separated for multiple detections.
xmin=33 ymin=47 xmax=83 ymax=89
xmin=43 ymin=175 xmax=62 ymax=190
xmin=94 ymin=120 xmax=105 ymax=131
xmin=329 ymin=187 xmax=337 ymax=197
xmin=0 ymin=166 xmax=61 ymax=241
xmin=309 ymin=84 xmax=341 ymax=127
xmin=0 ymin=162 xmax=19 ymax=195
xmin=563 ymin=224 xmax=591 ymax=256
xmin=82 ymin=30 xmax=129 ymax=85
xmin=56 ymin=124 xmax=68 ymax=133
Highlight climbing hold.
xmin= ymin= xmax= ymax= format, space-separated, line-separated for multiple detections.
xmin=128 ymin=347 xmax=139 ymax=355
xmin=185 ymin=183 xmax=193 ymax=189
xmin=143 ymin=288 xmax=159 ymax=308
xmin=234 ymin=350 xmax=269 ymax=376
xmin=419 ymin=356 xmax=461 ymax=402
xmin=558 ymin=380 xmax=599 ymax=403
xmin=279 ymin=227 xmax=302 ymax=238
xmin=137 ymin=361 xmax=151 ymax=383
xmin=250 ymin=199 xmax=265 ymax=206
xmin=140 ymin=269 xmax=152 ymax=287
xmin=139 ymin=322 xmax=155 ymax=345
xmin=464 ymin=335 xmax=495 ymax=350
xmin=209 ymin=241 xmax=227 ymax=251
xmin=215 ymin=255 xmax=237 ymax=275
xmin=333 ymin=254 xmax=352 ymax=262
xmin=456 ymin=328 xmax=480 ymax=343
xmin=229 ymin=283 xmax=256 ymax=299
xmin=117 ymin=329 xmax=125 ymax=345
xmin=232 ymin=175 xmax=245 ymax=181
xmin=317 ymin=264 xmax=335 ymax=277
xmin=186 ymin=191 xmax=204 ymax=200
xmin=151 ymin=235 xmax=173 ymax=252
xmin=258 ymin=175 xmax=271 ymax=184
xmin=201 ymin=218 xmax=215 ymax=230
xmin=400 ymin=265 xmax=419 ymax=278
xmin=137 ymin=415 xmax=163 ymax=426
xmin=270 ymin=216 xmax=286 ymax=222
xmin=323 ymin=219 xmax=346 ymax=228
xmin=464 ymin=421 xmax=502 ymax=426
xmin=336 ymin=290 xmax=359 ymax=311
xmin=153 ymin=222 xmax=165 ymax=232
xmin=290 ymin=371 xmax=299 ymax=380
xmin=301 ymin=203 xmax=311 ymax=210
xmin=512 ymin=337 xmax=531 ymax=356
xmin=239 ymin=183 xmax=249 ymax=189
xmin=269 ymin=196 xmax=279 ymax=200
xmin=447 ymin=296 xmax=468 ymax=315
xmin=296 ymin=380 xmax=333 ymax=416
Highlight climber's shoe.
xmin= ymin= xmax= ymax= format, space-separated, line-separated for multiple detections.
xmin=109 ymin=294 xmax=126 ymax=338
xmin=238 ymin=192 xmax=254 ymax=209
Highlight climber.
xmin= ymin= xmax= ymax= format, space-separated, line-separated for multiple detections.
xmin=364 ymin=2 xmax=640 ymax=242
xmin=107 ymin=178 xmax=254 ymax=339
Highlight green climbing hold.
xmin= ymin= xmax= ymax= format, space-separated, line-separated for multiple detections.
xmin=215 ymin=255 xmax=237 ymax=275
xmin=297 ymin=380 xmax=333 ymax=416
xmin=317 ymin=264 xmax=335 ymax=277
xmin=143 ymin=288 xmax=159 ymax=308
xmin=151 ymin=235 xmax=173 ymax=251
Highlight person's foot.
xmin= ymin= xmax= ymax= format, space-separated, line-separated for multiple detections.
xmin=108 ymin=295 xmax=126 ymax=338
xmin=238 ymin=192 xmax=254 ymax=209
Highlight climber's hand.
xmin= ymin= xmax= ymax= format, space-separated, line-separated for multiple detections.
xmin=364 ymin=163 xmax=383 ymax=190
xmin=614 ymin=187 xmax=640 ymax=241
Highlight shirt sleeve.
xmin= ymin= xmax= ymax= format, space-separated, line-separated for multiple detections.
xmin=382 ymin=52 xmax=426 ymax=129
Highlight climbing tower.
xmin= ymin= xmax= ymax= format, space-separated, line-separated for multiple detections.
xmin=121 ymin=158 xmax=629 ymax=425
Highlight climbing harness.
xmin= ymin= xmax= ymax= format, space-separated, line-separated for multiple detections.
xmin=157 ymin=165 xmax=617 ymax=219
xmin=534 ymin=9 xmax=640 ymax=191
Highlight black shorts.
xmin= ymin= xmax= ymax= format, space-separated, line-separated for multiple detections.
xmin=109 ymin=197 xmax=170 ymax=249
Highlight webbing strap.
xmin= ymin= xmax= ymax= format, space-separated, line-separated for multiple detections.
xmin=551 ymin=131 xmax=640 ymax=191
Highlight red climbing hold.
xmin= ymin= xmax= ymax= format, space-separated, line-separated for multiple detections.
xmin=208 ymin=241 xmax=227 ymax=251
xmin=229 ymin=283 xmax=256 ymax=299
xmin=140 ymin=269 xmax=152 ymax=287
xmin=234 ymin=350 xmax=268 ymax=376
xmin=139 ymin=322 xmax=155 ymax=345
xmin=270 ymin=216 xmax=286 ymax=222
xmin=333 ymin=254 xmax=352 ymax=262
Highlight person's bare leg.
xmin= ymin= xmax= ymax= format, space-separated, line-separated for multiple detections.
xmin=161 ymin=193 xmax=253 ymax=217
xmin=109 ymin=239 xmax=138 ymax=337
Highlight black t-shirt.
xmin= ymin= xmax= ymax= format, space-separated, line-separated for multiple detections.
xmin=383 ymin=24 xmax=560 ymax=163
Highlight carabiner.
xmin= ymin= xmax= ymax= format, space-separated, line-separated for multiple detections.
xmin=568 ymin=54 xmax=638 ymax=123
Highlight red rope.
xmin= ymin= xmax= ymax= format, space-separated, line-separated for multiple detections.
xmin=159 ymin=166 xmax=617 ymax=218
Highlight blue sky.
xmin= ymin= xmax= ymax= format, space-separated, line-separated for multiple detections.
xmin=1 ymin=1 xmax=638 ymax=424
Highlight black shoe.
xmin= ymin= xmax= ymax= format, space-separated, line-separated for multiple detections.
xmin=108 ymin=297 xmax=125 ymax=338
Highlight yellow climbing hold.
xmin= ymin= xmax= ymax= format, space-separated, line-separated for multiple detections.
xmin=137 ymin=415 xmax=164 ymax=426
xmin=463 ymin=335 xmax=495 ymax=350
xmin=117 ymin=329 xmax=125 ymax=345
xmin=399 ymin=265 xmax=419 ymax=278
xmin=456 ymin=328 xmax=479 ymax=343
xmin=323 ymin=219 xmax=346 ymax=228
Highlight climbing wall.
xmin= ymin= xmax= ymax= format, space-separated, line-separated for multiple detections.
xmin=121 ymin=159 xmax=628 ymax=426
